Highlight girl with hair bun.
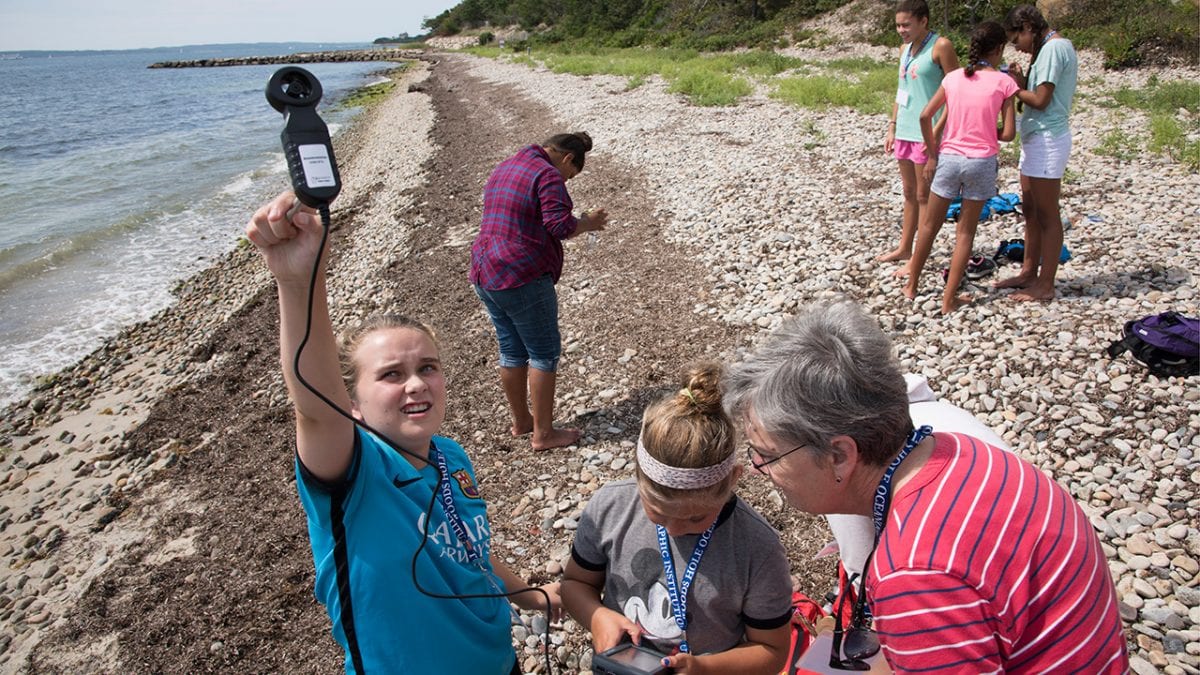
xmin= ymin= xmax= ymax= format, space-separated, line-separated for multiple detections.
xmin=561 ymin=363 xmax=793 ymax=674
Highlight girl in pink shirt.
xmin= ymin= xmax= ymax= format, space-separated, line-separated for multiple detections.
xmin=902 ymin=21 xmax=1018 ymax=314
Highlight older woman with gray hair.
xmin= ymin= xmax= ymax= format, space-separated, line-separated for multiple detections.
xmin=724 ymin=299 xmax=1127 ymax=673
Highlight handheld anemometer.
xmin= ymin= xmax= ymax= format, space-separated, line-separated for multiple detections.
xmin=266 ymin=66 xmax=342 ymax=208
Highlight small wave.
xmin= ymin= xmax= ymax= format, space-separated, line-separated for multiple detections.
xmin=220 ymin=173 xmax=255 ymax=196
xmin=0 ymin=211 xmax=154 ymax=291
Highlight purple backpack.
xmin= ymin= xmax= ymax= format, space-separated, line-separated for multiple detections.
xmin=1106 ymin=311 xmax=1199 ymax=377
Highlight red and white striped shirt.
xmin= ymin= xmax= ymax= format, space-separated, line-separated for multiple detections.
xmin=868 ymin=432 xmax=1128 ymax=674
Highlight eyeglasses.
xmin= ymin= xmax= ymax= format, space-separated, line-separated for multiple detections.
xmin=829 ymin=572 xmax=881 ymax=671
xmin=745 ymin=443 xmax=805 ymax=474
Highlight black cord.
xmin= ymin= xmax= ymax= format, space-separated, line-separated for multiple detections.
xmin=291 ymin=205 xmax=556 ymax=674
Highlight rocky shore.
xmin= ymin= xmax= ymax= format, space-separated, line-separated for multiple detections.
xmin=1 ymin=8 xmax=1198 ymax=673
xmin=462 ymin=43 xmax=1199 ymax=674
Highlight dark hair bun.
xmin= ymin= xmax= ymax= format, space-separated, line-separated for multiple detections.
xmin=572 ymin=131 xmax=593 ymax=152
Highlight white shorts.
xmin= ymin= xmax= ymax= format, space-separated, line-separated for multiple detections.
xmin=1019 ymin=130 xmax=1072 ymax=179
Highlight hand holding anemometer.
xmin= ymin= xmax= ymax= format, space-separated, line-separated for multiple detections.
xmin=266 ymin=66 xmax=341 ymax=209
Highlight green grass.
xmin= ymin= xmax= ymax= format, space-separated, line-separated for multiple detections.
xmin=799 ymin=119 xmax=827 ymax=150
xmin=1148 ymin=114 xmax=1200 ymax=171
xmin=1095 ymin=128 xmax=1140 ymax=162
xmin=470 ymin=46 xmax=788 ymax=106
xmin=664 ymin=66 xmax=753 ymax=106
xmin=467 ymin=44 xmax=890 ymax=115
xmin=1099 ymin=78 xmax=1200 ymax=170
xmin=771 ymin=59 xmax=894 ymax=115
xmin=1109 ymin=78 xmax=1200 ymax=115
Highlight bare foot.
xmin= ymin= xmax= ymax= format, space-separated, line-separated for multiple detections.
xmin=902 ymin=283 xmax=917 ymax=300
xmin=876 ymin=249 xmax=911 ymax=263
xmin=1011 ymin=286 xmax=1055 ymax=302
xmin=532 ymin=427 xmax=581 ymax=451
xmin=941 ymin=294 xmax=972 ymax=315
xmin=510 ymin=416 xmax=533 ymax=437
xmin=891 ymin=265 xmax=911 ymax=278
xmin=994 ymin=272 xmax=1035 ymax=289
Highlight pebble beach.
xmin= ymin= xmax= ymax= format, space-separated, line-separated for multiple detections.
xmin=1 ymin=5 xmax=1198 ymax=672
xmin=461 ymin=40 xmax=1199 ymax=674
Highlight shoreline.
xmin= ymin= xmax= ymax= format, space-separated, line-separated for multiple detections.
xmin=1 ymin=36 xmax=1199 ymax=673
xmin=0 ymin=59 xmax=438 ymax=669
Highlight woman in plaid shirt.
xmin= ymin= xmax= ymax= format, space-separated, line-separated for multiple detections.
xmin=470 ymin=132 xmax=607 ymax=451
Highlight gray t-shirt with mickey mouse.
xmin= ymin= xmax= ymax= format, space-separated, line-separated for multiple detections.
xmin=570 ymin=479 xmax=794 ymax=655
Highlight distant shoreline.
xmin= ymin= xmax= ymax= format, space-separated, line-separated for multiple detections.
xmin=147 ymin=47 xmax=423 ymax=68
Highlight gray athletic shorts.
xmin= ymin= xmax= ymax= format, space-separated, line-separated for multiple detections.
xmin=931 ymin=152 xmax=998 ymax=202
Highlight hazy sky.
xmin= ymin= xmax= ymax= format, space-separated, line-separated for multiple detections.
xmin=0 ymin=0 xmax=463 ymax=51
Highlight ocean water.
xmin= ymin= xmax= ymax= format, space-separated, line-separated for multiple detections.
xmin=0 ymin=43 xmax=402 ymax=408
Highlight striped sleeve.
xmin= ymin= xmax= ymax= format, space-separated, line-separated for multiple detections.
xmin=872 ymin=568 xmax=1005 ymax=673
xmin=869 ymin=433 xmax=1129 ymax=673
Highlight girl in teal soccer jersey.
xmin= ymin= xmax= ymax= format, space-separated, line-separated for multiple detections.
xmin=246 ymin=191 xmax=560 ymax=674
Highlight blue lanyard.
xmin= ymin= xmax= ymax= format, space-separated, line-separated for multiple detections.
xmin=432 ymin=444 xmax=483 ymax=564
xmin=975 ymin=60 xmax=993 ymax=69
xmin=656 ymin=519 xmax=718 ymax=654
xmin=901 ymin=32 xmax=935 ymax=76
xmin=433 ymin=445 xmax=525 ymax=622
xmin=1042 ymin=30 xmax=1057 ymax=46
xmin=871 ymin=425 xmax=933 ymax=541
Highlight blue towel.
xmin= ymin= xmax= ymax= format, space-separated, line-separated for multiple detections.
xmin=945 ymin=192 xmax=1022 ymax=221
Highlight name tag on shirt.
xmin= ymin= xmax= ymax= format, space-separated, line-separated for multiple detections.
xmin=896 ymin=89 xmax=910 ymax=107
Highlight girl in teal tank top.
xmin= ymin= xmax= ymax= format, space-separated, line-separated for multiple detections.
xmin=879 ymin=0 xmax=960 ymax=266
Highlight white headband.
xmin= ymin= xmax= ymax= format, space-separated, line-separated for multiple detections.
xmin=636 ymin=439 xmax=739 ymax=490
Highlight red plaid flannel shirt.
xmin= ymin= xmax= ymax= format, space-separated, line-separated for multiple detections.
xmin=469 ymin=145 xmax=579 ymax=290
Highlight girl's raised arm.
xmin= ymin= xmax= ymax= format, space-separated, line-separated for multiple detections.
xmin=1018 ymin=81 xmax=1056 ymax=111
xmin=245 ymin=191 xmax=355 ymax=482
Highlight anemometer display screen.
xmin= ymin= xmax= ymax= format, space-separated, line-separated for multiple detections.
xmin=298 ymin=144 xmax=336 ymax=188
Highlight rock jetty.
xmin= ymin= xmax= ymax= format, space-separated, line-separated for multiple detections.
xmin=147 ymin=48 xmax=423 ymax=68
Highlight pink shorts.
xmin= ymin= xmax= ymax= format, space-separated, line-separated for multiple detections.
xmin=894 ymin=139 xmax=929 ymax=164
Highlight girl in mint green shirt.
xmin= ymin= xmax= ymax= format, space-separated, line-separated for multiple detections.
xmin=995 ymin=4 xmax=1078 ymax=303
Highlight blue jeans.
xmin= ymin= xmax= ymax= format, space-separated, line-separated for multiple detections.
xmin=474 ymin=276 xmax=561 ymax=372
